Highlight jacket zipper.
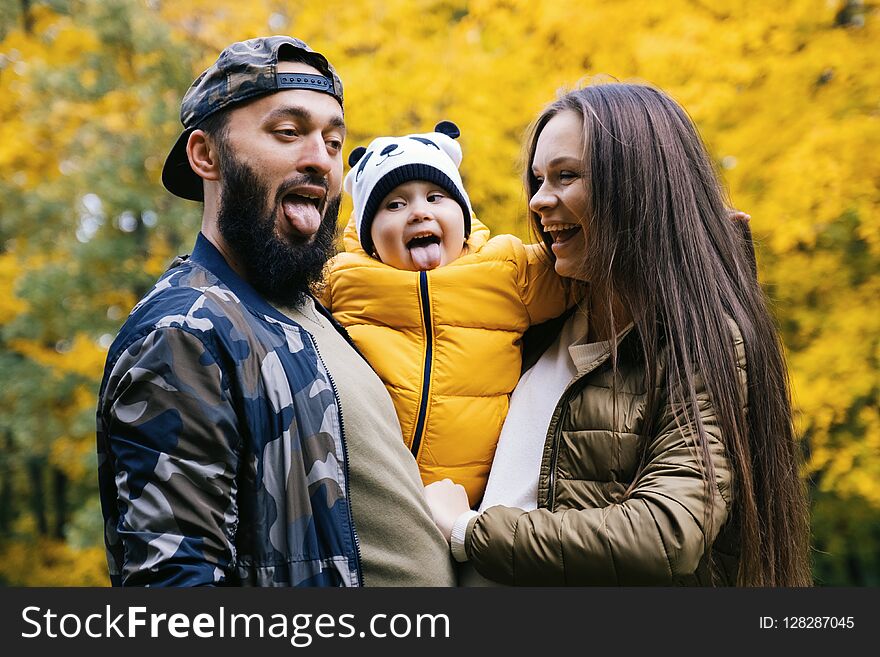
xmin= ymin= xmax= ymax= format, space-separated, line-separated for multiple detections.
xmin=545 ymin=394 xmax=570 ymax=512
xmin=410 ymin=271 xmax=433 ymax=460
xmin=545 ymin=361 xmax=612 ymax=510
xmin=307 ymin=334 xmax=364 ymax=587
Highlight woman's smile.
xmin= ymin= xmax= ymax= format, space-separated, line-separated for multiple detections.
xmin=544 ymin=223 xmax=582 ymax=252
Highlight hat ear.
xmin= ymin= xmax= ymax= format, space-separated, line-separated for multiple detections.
xmin=432 ymin=129 xmax=463 ymax=167
xmin=348 ymin=146 xmax=367 ymax=167
xmin=434 ymin=120 xmax=460 ymax=140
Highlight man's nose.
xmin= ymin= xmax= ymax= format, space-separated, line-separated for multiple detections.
xmin=296 ymin=134 xmax=333 ymax=177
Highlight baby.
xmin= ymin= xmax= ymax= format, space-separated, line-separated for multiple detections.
xmin=321 ymin=121 xmax=570 ymax=506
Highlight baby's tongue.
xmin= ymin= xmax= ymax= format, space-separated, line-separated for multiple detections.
xmin=409 ymin=242 xmax=442 ymax=270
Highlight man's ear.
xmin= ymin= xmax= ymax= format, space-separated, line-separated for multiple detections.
xmin=186 ymin=129 xmax=221 ymax=182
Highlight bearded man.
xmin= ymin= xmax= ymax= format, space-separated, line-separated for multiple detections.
xmin=96 ymin=36 xmax=455 ymax=587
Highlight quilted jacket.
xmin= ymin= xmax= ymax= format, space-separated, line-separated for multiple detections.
xmin=465 ymin=313 xmax=745 ymax=585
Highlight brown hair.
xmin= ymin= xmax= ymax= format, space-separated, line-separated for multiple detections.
xmin=525 ymin=83 xmax=812 ymax=586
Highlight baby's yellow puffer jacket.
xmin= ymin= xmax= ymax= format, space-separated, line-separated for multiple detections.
xmin=320 ymin=216 xmax=569 ymax=506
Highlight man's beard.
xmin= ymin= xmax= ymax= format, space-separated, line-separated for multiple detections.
xmin=216 ymin=153 xmax=340 ymax=309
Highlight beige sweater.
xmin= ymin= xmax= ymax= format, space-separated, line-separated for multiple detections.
xmin=284 ymin=297 xmax=455 ymax=586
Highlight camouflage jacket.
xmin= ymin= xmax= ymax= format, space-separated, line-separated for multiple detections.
xmin=97 ymin=233 xmax=362 ymax=587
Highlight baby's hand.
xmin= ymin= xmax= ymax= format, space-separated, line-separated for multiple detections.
xmin=424 ymin=479 xmax=470 ymax=542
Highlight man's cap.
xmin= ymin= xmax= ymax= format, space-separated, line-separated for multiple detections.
xmin=162 ymin=36 xmax=344 ymax=202
xmin=343 ymin=121 xmax=473 ymax=256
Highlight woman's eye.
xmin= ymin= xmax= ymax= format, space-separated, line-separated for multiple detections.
xmin=534 ymin=176 xmax=545 ymax=185
xmin=559 ymin=171 xmax=578 ymax=180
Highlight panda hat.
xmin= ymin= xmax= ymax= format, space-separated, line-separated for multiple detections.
xmin=343 ymin=121 xmax=473 ymax=256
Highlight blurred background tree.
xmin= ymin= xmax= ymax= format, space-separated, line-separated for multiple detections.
xmin=0 ymin=0 xmax=876 ymax=585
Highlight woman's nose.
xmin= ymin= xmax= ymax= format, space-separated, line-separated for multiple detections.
xmin=529 ymin=184 xmax=555 ymax=216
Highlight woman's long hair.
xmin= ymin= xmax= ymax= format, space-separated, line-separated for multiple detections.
xmin=525 ymin=83 xmax=811 ymax=586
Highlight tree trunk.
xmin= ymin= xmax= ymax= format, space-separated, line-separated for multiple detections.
xmin=27 ymin=458 xmax=48 ymax=536
xmin=52 ymin=468 xmax=67 ymax=539
xmin=0 ymin=431 xmax=13 ymax=534
xmin=20 ymin=0 xmax=33 ymax=34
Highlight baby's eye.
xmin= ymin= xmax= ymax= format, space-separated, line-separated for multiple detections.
xmin=386 ymin=200 xmax=405 ymax=210
xmin=427 ymin=192 xmax=445 ymax=202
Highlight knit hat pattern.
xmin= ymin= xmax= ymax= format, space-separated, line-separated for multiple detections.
xmin=343 ymin=121 xmax=473 ymax=255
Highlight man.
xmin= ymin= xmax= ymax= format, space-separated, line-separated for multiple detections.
xmin=96 ymin=36 xmax=456 ymax=587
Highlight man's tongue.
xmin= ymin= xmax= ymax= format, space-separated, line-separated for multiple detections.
xmin=281 ymin=196 xmax=320 ymax=237
xmin=409 ymin=242 xmax=442 ymax=270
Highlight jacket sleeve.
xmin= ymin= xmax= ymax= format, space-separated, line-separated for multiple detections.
xmin=101 ymin=327 xmax=240 ymax=586
xmin=466 ymin=345 xmax=742 ymax=585
xmin=514 ymin=241 xmax=576 ymax=325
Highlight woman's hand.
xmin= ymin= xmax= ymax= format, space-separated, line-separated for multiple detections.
xmin=424 ymin=479 xmax=470 ymax=542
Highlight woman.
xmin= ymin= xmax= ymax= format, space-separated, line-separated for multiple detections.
xmin=425 ymin=83 xmax=812 ymax=586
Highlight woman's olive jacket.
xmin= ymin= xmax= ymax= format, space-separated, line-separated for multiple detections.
xmin=464 ymin=312 xmax=745 ymax=585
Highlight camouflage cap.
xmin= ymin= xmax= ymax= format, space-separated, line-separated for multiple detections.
xmin=162 ymin=36 xmax=344 ymax=202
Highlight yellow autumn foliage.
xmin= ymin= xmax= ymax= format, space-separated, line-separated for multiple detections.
xmin=0 ymin=539 xmax=107 ymax=587
xmin=9 ymin=334 xmax=108 ymax=381
xmin=0 ymin=0 xmax=877 ymax=584
xmin=50 ymin=427 xmax=96 ymax=483
xmin=0 ymin=252 xmax=29 ymax=323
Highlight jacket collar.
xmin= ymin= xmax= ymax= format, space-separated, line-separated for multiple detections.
xmin=522 ymin=306 xmax=638 ymax=376
xmin=188 ymin=232 xmax=368 ymax=357
xmin=570 ymin=322 xmax=636 ymax=375
xmin=189 ymin=232 xmax=305 ymax=327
